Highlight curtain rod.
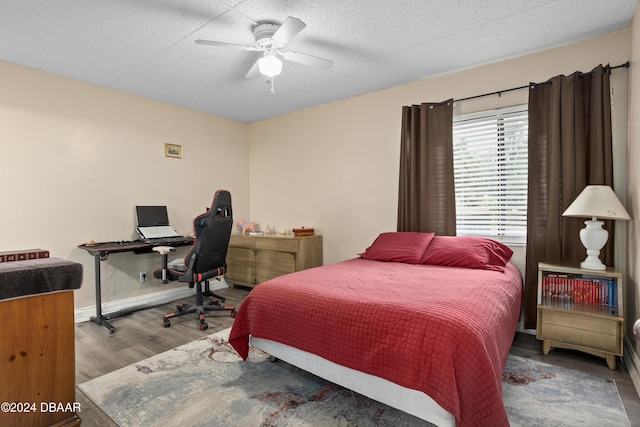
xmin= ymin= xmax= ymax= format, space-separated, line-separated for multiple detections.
xmin=453 ymin=61 xmax=629 ymax=103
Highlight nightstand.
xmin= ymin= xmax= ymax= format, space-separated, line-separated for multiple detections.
xmin=536 ymin=262 xmax=624 ymax=370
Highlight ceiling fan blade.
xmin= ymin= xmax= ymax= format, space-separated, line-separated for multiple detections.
xmin=283 ymin=51 xmax=333 ymax=69
xmin=272 ymin=17 xmax=306 ymax=45
xmin=245 ymin=59 xmax=260 ymax=79
xmin=195 ymin=39 xmax=258 ymax=51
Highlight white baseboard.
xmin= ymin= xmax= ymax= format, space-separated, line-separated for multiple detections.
xmin=623 ymin=337 xmax=640 ymax=398
xmin=74 ymin=279 xmax=229 ymax=324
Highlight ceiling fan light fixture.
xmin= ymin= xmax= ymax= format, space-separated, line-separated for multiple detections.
xmin=258 ymin=54 xmax=282 ymax=77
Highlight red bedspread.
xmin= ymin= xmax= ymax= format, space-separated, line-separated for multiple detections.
xmin=229 ymin=258 xmax=522 ymax=427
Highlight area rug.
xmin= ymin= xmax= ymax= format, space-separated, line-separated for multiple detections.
xmin=79 ymin=328 xmax=631 ymax=427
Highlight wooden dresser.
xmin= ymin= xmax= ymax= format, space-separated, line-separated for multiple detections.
xmin=225 ymin=234 xmax=322 ymax=288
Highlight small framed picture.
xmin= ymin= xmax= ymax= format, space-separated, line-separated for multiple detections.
xmin=165 ymin=143 xmax=182 ymax=159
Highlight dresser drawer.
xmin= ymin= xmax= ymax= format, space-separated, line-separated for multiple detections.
xmin=256 ymin=251 xmax=296 ymax=283
xmin=225 ymin=247 xmax=255 ymax=285
xmin=537 ymin=309 xmax=622 ymax=354
xmin=229 ymin=235 xmax=256 ymax=249
xmin=256 ymin=238 xmax=297 ymax=252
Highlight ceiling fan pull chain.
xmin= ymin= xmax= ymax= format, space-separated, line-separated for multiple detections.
xmin=271 ymin=77 xmax=276 ymax=94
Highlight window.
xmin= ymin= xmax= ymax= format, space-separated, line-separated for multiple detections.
xmin=452 ymin=105 xmax=528 ymax=244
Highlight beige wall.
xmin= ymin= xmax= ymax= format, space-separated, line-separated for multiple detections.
xmin=0 ymin=61 xmax=250 ymax=310
xmin=249 ymin=30 xmax=631 ymax=272
xmin=627 ymin=7 xmax=640 ymax=368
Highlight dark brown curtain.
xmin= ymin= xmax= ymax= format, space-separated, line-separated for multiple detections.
xmin=398 ymin=100 xmax=455 ymax=235
xmin=524 ymin=64 xmax=614 ymax=328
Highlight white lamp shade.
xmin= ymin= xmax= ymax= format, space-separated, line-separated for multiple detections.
xmin=258 ymin=54 xmax=282 ymax=77
xmin=562 ymin=185 xmax=631 ymax=220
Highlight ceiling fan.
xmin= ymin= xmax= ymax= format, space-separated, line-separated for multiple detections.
xmin=195 ymin=16 xmax=333 ymax=86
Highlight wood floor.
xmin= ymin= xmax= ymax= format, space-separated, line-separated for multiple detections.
xmin=74 ymin=285 xmax=640 ymax=426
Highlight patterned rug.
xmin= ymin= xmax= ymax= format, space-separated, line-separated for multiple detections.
xmin=79 ymin=328 xmax=631 ymax=427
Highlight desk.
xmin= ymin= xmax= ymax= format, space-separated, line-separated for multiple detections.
xmin=78 ymin=238 xmax=194 ymax=333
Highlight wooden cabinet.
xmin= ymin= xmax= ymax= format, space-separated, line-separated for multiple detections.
xmin=0 ymin=258 xmax=82 ymax=427
xmin=225 ymin=234 xmax=323 ymax=288
xmin=536 ymin=262 xmax=624 ymax=370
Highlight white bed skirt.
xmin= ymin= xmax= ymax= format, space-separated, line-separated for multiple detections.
xmin=250 ymin=337 xmax=456 ymax=427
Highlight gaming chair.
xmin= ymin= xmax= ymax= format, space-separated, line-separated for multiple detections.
xmin=152 ymin=190 xmax=236 ymax=330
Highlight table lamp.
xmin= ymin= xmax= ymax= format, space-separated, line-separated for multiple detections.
xmin=562 ymin=185 xmax=631 ymax=270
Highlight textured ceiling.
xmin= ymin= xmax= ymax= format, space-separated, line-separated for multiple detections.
xmin=0 ymin=0 xmax=636 ymax=123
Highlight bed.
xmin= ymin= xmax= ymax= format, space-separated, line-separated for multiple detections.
xmin=229 ymin=233 xmax=523 ymax=427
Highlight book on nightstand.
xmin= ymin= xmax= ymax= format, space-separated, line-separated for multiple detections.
xmin=541 ymin=272 xmax=618 ymax=311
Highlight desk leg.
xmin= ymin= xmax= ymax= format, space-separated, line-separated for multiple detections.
xmin=89 ymin=254 xmax=116 ymax=333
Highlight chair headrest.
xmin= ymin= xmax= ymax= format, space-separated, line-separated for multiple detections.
xmin=210 ymin=190 xmax=232 ymax=218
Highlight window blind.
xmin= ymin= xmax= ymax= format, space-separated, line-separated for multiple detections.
xmin=452 ymin=105 xmax=528 ymax=244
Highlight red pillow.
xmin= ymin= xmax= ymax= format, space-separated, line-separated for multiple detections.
xmin=360 ymin=232 xmax=435 ymax=264
xmin=420 ymin=236 xmax=513 ymax=272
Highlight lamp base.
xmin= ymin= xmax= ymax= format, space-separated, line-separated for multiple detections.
xmin=580 ymin=256 xmax=606 ymax=271
xmin=578 ymin=218 xmax=608 ymax=271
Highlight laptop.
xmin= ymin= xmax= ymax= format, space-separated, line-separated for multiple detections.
xmin=135 ymin=206 xmax=182 ymax=241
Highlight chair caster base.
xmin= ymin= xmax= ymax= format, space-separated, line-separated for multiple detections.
xmin=162 ymin=296 xmax=235 ymax=330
